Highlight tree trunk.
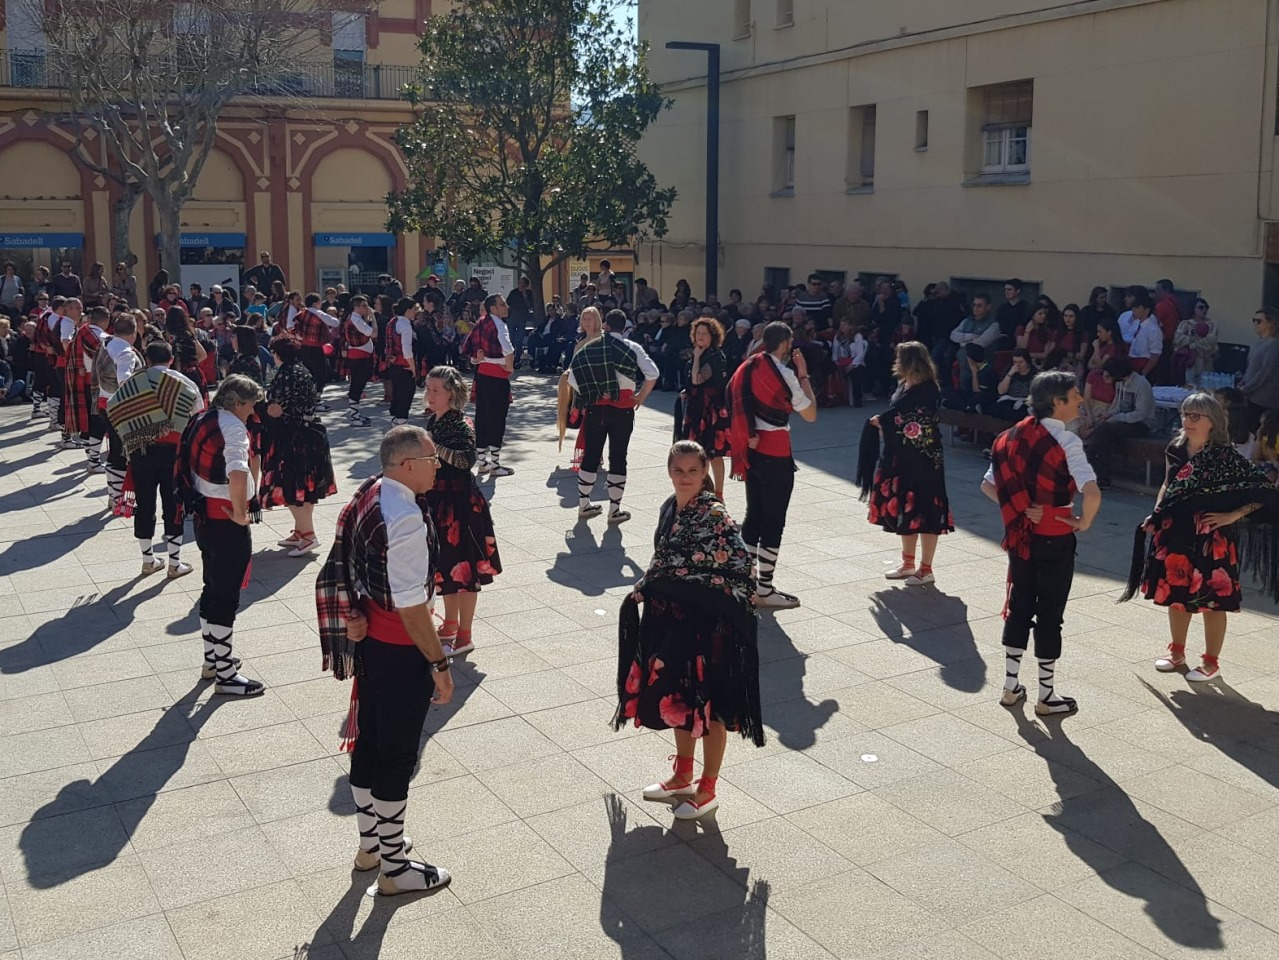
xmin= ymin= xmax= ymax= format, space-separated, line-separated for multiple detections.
xmin=154 ymin=196 xmax=183 ymax=288
xmin=528 ymin=256 xmax=547 ymax=323
xmin=111 ymin=182 xmax=144 ymax=270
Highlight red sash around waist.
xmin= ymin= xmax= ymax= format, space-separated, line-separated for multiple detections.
xmin=361 ymin=597 xmax=415 ymax=646
xmin=754 ymin=429 xmax=792 ymax=458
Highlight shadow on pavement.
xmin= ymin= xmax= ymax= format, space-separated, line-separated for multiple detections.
xmin=19 ymin=681 xmax=231 ymax=888
xmin=0 ymin=578 xmax=168 ymax=674
xmin=1142 ymin=678 xmax=1279 ymax=790
xmin=1012 ymin=710 xmax=1224 ymax=950
xmin=600 ymin=793 xmax=768 ymax=959
xmin=868 ymin=587 xmax=987 ymax=692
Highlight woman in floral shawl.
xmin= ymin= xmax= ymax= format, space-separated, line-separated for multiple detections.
xmin=615 ymin=441 xmax=763 ymax=821
xmin=1121 ymin=391 xmax=1279 ymax=682
xmin=423 ymin=365 xmax=502 ymax=659
xmin=856 ymin=341 xmax=954 ymax=586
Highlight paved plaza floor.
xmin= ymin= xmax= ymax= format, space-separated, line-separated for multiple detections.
xmin=1 ymin=373 xmax=1278 ymax=960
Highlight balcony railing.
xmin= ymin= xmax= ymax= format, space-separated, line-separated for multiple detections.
xmin=0 ymin=49 xmax=421 ymax=101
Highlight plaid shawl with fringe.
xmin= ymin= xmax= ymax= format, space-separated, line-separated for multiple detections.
xmin=726 ymin=353 xmax=792 ymax=480
xmin=107 ymin=367 xmax=201 ymax=458
xmin=989 ymin=416 xmax=1075 ymax=561
xmin=315 ymin=474 xmax=438 ymax=752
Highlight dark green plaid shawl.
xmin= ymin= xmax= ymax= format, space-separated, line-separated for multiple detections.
xmin=569 ymin=335 xmax=644 ymax=409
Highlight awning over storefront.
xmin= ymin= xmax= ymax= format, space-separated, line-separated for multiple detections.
xmin=0 ymin=233 xmax=83 ymax=248
xmin=314 ymin=232 xmax=396 ymax=247
xmin=154 ymin=233 xmax=247 ymax=248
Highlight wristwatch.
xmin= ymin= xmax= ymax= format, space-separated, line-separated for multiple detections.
xmin=431 ymin=657 xmax=451 ymax=673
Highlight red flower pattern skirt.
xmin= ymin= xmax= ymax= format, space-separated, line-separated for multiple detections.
xmin=1141 ymin=512 xmax=1241 ymax=613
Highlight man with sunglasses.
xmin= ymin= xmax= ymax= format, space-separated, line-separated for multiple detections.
xmin=316 ymin=424 xmax=454 ymax=897
xmin=48 ymin=260 xmax=81 ymax=299
xmin=242 ymin=251 xmax=286 ymax=293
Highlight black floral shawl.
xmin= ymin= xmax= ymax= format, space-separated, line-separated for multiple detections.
xmin=1121 ymin=442 xmax=1279 ymax=602
xmin=856 ymin=380 xmax=944 ymax=500
xmin=614 ymin=492 xmax=764 ymax=746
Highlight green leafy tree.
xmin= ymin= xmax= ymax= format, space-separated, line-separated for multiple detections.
xmin=387 ymin=0 xmax=675 ymax=317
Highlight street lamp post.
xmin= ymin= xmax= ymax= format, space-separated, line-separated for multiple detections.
xmin=664 ymin=40 xmax=720 ymax=299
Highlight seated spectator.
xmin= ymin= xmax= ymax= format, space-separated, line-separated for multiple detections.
xmin=1215 ymin=387 xmax=1255 ymax=461
xmin=0 ymin=357 xmax=27 ymax=404
xmin=1015 ymin=301 xmax=1059 ymax=367
xmin=1239 ymin=306 xmax=1279 ymax=431
xmin=942 ymin=343 xmax=999 ymax=414
xmin=991 ymin=349 xmax=1036 ymax=421
xmin=1055 ymin=304 xmax=1087 ymax=378
xmin=830 ymin=319 xmax=866 ymax=407
xmin=1172 ymin=298 xmax=1218 ymax=385
xmin=1086 ymin=355 xmax=1155 ymax=489
xmin=723 ymin=317 xmax=752 ymax=371
xmin=937 ymin=292 xmax=1000 ymax=387
xmin=1126 ymin=294 xmax=1162 ymax=379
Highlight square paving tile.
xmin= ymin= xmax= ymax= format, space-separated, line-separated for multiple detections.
xmin=165 ymin=879 xmax=331 ymax=960
xmin=5 ymin=855 xmax=161 ymax=948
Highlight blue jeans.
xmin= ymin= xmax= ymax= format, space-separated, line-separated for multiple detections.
xmin=0 ymin=379 xmax=26 ymax=404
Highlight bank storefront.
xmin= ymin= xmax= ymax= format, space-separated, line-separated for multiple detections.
xmin=314 ymin=232 xmax=396 ymax=296
xmin=158 ymin=233 xmax=247 ymax=297
xmin=0 ymin=233 xmax=84 ymax=285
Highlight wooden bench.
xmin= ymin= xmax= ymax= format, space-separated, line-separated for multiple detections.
xmin=938 ymin=408 xmax=1012 ymax=445
xmin=939 ymin=408 xmax=1167 ymax=487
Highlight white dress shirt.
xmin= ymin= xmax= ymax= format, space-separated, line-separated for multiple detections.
xmin=348 ymin=311 xmax=375 ymax=355
xmin=394 ymin=316 xmax=414 ymax=362
xmin=1117 ymin=310 xmax=1138 ymax=344
xmin=983 ymin=416 xmax=1096 ymax=489
xmin=193 ymin=410 xmax=257 ymax=501
xmin=757 ymin=354 xmax=811 ymax=432
xmin=380 ymin=476 xmax=434 ymax=610
xmin=99 ymin=335 xmax=142 ymax=398
xmin=478 ymin=317 xmax=515 ymax=367
xmin=1128 ymin=316 xmax=1162 ymax=361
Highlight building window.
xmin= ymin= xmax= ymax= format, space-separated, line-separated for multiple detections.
xmin=776 ymin=0 xmax=794 ymax=28
xmin=773 ymin=116 xmax=796 ymax=195
xmin=764 ymin=267 xmax=791 ymax=294
xmin=846 ymin=104 xmax=875 ymax=192
xmin=915 ymin=110 xmax=929 ymax=151
xmin=980 ymin=80 xmax=1032 ymax=175
xmin=733 ymin=0 xmax=751 ymax=38
xmin=332 ymin=12 xmax=367 ymax=62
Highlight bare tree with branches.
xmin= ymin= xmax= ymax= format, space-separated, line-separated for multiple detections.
xmin=32 ymin=0 xmax=352 ymax=283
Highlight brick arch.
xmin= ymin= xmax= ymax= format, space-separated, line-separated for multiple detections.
xmin=0 ymin=119 xmax=99 ymax=263
xmin=292 ymin=120 xmax=412 ymax=289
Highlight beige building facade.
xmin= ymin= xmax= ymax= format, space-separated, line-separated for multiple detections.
xmin=637 ymin=0 xmax=1279 ymax=340
xmin=0 ymin=1 xmax=447 ymax=297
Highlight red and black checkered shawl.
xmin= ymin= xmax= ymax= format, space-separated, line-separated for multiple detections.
xmin=297 ymin=308 xmax=330 ymax=348
xmin=315 ymin=474 xmax=439 ymax=749
xmin=726 ymin=353 xmax=792 ymax=480
xmin=173 ymin=408 xmax=261 ymax=524
xmin=462 ymin=314 xmax=503 ymax=360
xmin=64 ymin=323 xmax=102 ymax=435
xmin=989 ymin=416 xmax=1075 ymax=561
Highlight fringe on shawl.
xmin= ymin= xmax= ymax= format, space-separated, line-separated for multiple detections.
xmin=1118 ymin=524 xmax=1149 ymax=603
xmin=855 ymin=420 xmax=881 ymax=501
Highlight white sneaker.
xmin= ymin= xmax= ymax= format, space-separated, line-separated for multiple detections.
xmin=167 ymin=561 xmax=194 ymax=580
xmin=277 ymin=531 xmax=302 ymax=548
xmin=1186 ymin=663 xmax=1221 ymax=682
xmin=884 ymin=564 xmax=916 ymax=580
xmin=905 ymin=571 xmax=935 ymax=586
xmin=288 ymin=535 xmax=319 ymax=557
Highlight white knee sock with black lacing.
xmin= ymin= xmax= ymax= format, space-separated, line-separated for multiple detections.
xmin=489 ymin=445 xmax=502 ymax=468
xmin=207 ymin=622 xmax=257 ymax=693
xmin=1004 ymin=646 xmax=1023 ymax=692
xmin=105 ymin=465 xmax=125 ymax=506
xmin=163 ymin=534 xmax=183 ymax=566
xmin=755 ymin=545 xmax=779 ymax=596
xmin=139 ymin=538 xmax=156 ymax=561
xmin=606 ymin=474 xmax=626 ymax=515
xmin=578 ymin=469 xmax=597 ymax=509
xmin=1037 ymin=658 xmax=1074 ymax=712
xmin=372 ymin=795 xmax=447 ymax=893
xmin=352 ymin=785 xmax=380 ymax=857
xmin=47 ymin=396 xmax=60 ymax=429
